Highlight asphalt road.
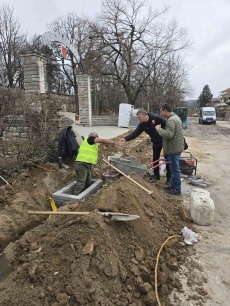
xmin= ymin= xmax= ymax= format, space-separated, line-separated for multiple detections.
xmin=172 ymin=117 xmax=230 ymax=305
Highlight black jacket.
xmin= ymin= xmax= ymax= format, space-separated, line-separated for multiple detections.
xmin=58 ymin=126 xmax=79 ymax=162
xmin=124 ymin=113 xmax=166 ymax=148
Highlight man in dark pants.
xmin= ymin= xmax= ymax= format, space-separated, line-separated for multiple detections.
xmin=120 ymin=109 xmax=171 ymax=183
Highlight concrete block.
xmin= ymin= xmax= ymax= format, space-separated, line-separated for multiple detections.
xmin=52 ymin=179 xmax=103 ymax=207
xmin=108 ymin=156 xmax=147 ymax=176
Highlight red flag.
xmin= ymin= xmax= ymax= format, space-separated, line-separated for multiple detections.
xmin=61 ymin=44 xmax=67 ymax=58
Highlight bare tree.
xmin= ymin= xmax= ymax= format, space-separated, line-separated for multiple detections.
xmin=148 ymin=53 xmax=192 ymax=110
xmin=21 ymin=35 xmax=67 ymax=94
xmin=91 ymin=75 xmax=127 ymax=114
xmin=47 ymin=13 xmax=92 ymax=112
xmin=89 ymin=0 xmax=191 ymax=106
xmin=0 ymin=88 xmax=66 ymax=178
xmin=0 ymin=4 xmax=27 ymax=87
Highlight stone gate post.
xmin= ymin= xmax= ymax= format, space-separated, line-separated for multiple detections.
xmin=76 ymin=74 xmax=92 ymax=126
xmin=21 ymin=51 xmax=47 ymax=93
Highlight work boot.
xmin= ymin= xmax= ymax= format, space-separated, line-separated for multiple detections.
xmin=167 ymin=189 xmax=181 ymax=196
xmin=163 ymin=185 xmax=172 ymax=191
xmin=149 ymin=175 xmax=160 ymax=183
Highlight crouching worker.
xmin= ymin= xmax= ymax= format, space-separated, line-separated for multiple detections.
xmin=74 ymin=132 xmax=118 ymax=195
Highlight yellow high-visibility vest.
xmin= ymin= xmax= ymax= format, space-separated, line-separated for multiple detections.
xmin=76 ymin=137 xmax=98 ymax=165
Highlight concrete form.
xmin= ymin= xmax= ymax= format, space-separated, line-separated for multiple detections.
xmin=108 ymin=156 xmax=147 ymax=176
xmin=52 ymin=179 xmax=103 ymax=207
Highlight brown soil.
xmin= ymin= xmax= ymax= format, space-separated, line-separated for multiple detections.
xmin=0 ymin=123 xmax=217 ymax=306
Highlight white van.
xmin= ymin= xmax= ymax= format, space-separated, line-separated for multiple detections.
xmin=199 ymin=107 xmax=216 ymax=124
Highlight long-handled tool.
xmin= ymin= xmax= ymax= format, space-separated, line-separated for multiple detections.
xmin=27 ymin=211 xmax=140 ymax=222
xmin=102 ymin=158 xmax=153 ymax=195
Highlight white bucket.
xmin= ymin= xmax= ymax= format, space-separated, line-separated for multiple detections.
xmin=191 ymin=188 xmax=210 ymax=198
xmin=159 ymin=161 xmax=166 ymax=174
xmin=190 ymin=195 xmax=215 ymax=226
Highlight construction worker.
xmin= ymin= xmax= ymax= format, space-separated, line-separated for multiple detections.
xmin=74 ymin=132 xmax=118 ymax=195
xmin=120 ymin=108 xmax=171 ymax=183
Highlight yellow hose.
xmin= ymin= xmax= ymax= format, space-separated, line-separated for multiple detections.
xmin=155 ymin=235 xmax=183 ymax=306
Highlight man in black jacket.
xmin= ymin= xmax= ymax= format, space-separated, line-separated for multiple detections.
xmin=120 ymin=109 xmax=171 ymax=183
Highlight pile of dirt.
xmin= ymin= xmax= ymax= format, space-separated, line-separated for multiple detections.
xmin=0 ymin=133 xmax=194 ymax=306
xmin=0 ymin=174 xmax=189 ymax=306
xmin=0 ymin=163 xmax=76 ymax=251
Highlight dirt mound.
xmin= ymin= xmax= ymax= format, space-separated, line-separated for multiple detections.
xmin=0 ymin=163 xmax=76 ymax=251
xmin=0 ymin=133 xmax=194 ymax=306
xmin=0 ymin=171 xmax=189 ymax=306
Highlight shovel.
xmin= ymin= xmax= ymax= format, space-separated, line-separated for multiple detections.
xmin=102 ymin=158 xmax=153 ymax=195
xmin=27 ymin=211 xmax=140 ymax=222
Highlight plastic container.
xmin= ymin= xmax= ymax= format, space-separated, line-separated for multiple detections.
xmin=190 ymin=195 xmax=215 ymax=225
xmin=159 ymin=161 xmax=166 ymax=174
xmin=103 ymin=170 xmax=120 ymax=185
xmin=191 ymin=188 xmax=210 ymax=198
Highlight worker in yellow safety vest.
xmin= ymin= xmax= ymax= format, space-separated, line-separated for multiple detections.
xmin=74 ymin=132 xmax=119 ymax=195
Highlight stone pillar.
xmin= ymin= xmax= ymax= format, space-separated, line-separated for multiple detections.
xmin=76 ymin=74 xmax=92 ymax=126
xmin=21 ymin=51 xmax=47 ymax=93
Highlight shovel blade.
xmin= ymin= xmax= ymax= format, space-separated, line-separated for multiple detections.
xmin=109 ymin=214 xmax=140 ymax=221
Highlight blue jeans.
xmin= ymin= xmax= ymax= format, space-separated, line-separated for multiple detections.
xmin=167 ymin=153 xmax=181 ymax=192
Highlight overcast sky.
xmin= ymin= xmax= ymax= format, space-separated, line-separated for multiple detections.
xmin=3 ymin=0 xmax=230 ymax=100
